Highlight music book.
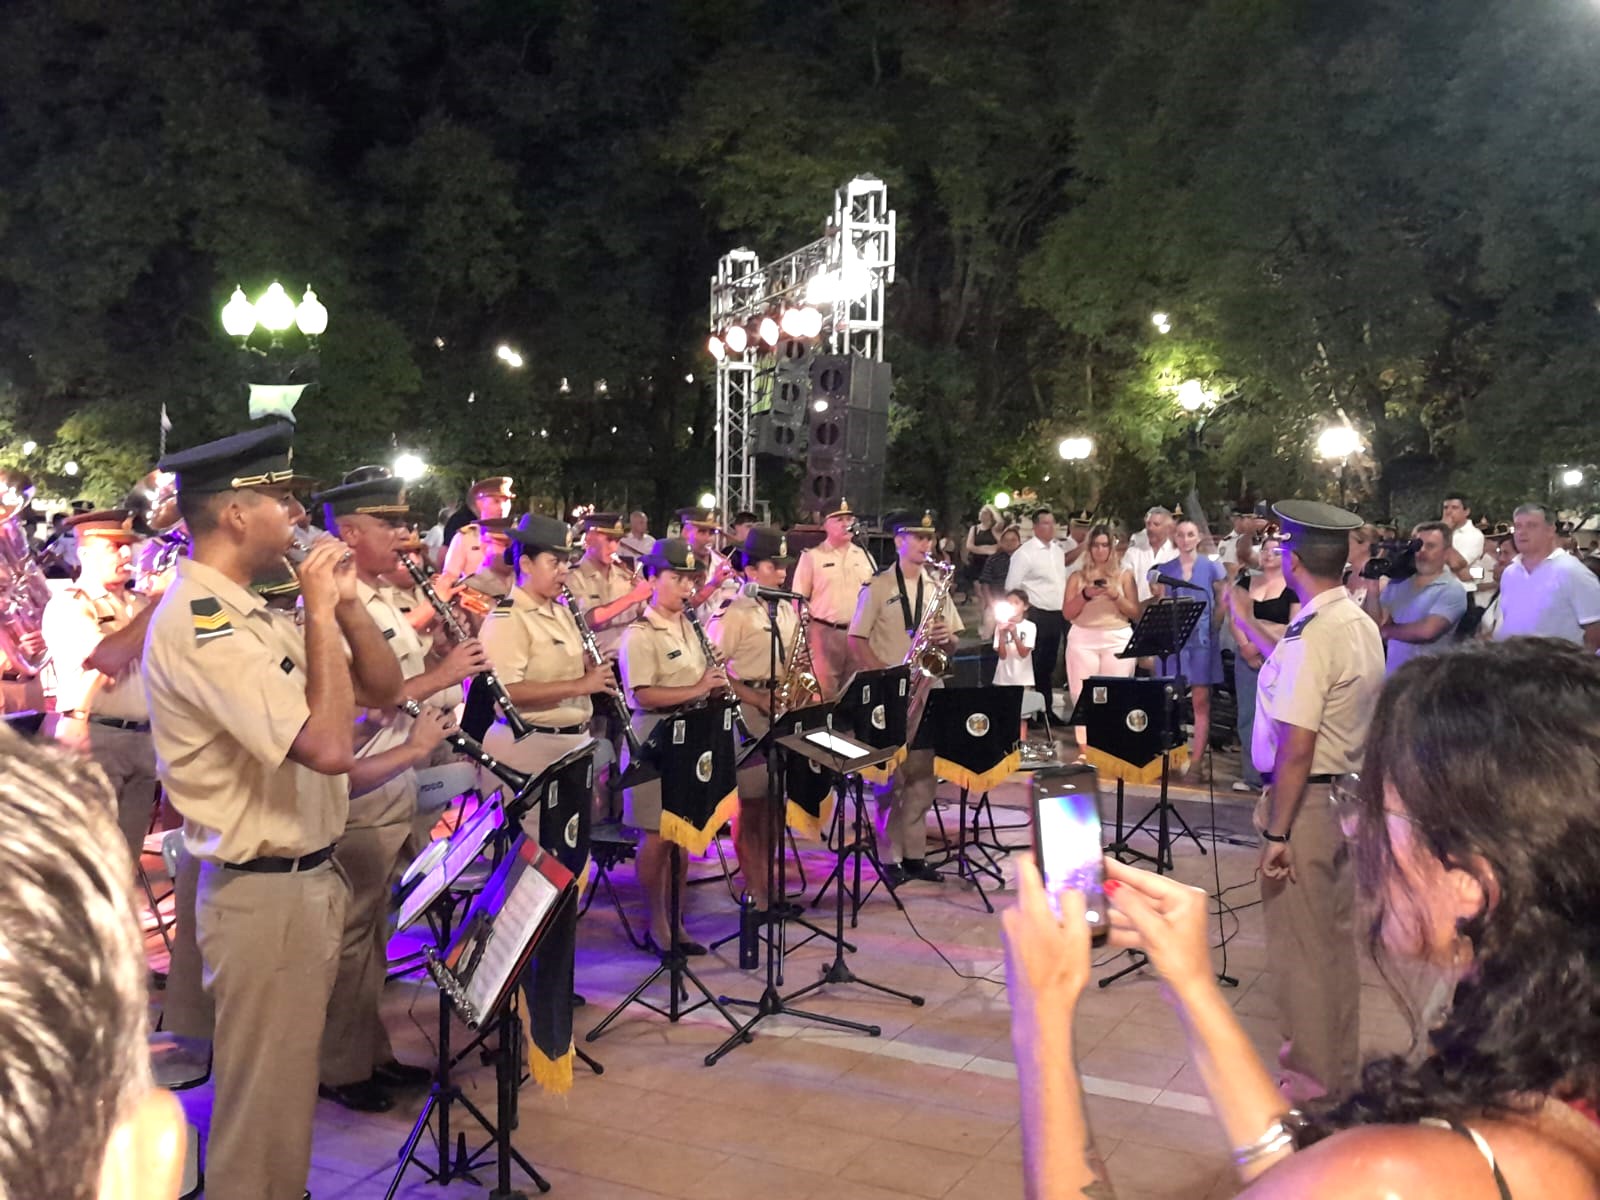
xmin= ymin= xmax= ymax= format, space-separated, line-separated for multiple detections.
xmin=427 ymin=835 xmax=575 ymax=1027
xmin=396 ymin=797 xmax=506 ymax=932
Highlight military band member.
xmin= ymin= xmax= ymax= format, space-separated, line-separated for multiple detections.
xmin=440 ymin=475 xmax=515 ymax=580
xmin=619 ymin=538 xmax=727 ymax=954
xmin=1253 ymin=500 xmax=1385 ymax=1102
xmin=142 ymin=421 xmax=403 ymax=1200
xmin=794 ymin=500 xmax=876 ymax=699
xmin=677 ymin=506 xmax=735 ymax=619
xmin=708 ymin=526 xmax=798 ymax=911
xmin=848 ymin=511 xmax=962 ymax=886
xmin=40 ymin=509 xmax=160 ymax=858
xmin=314 ymin=470 xmax=486 ymax=1112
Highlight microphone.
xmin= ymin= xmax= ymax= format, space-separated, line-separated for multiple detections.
xmin=1149 ymin=568 xmax=1205 ymax=593
xmin=741 ymin=582 xmax=806 ymax=602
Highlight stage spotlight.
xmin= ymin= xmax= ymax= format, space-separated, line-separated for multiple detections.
xmin=780 ymin=307 xmax=806 ymax=337
xmin=758 ymin=316 xmax=780 ymax=347
xmin=798 ymin=306 xmax=824 ymax=338
xmin=707 ymin=335 xmax=726 ymax=361
xmin=724 ymin=325 xmax=749 ymax=355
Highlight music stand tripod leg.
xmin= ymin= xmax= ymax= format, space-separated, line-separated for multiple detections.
xmin=487 ymin=1004 xmax=550 ymax=1198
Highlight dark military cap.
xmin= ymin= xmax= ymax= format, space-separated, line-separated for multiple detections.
xmin=1271 ymin=500 xmax=1364 ymax=552
xmin=888 ymin=510 xmax=938 ymax=536
xmin=313 ymin=471 xmax=409 ymax=522
xmin=674 ymin=507 xmax=720 ymax=531
xmin=470 ymin=476 xmax=515 ymax=499
xmin=741 ymin=525 xmax=793 ymax=566
xmin=506 ymin=513 xmax=571 ymax=556
xmin=62 ymin=509 xmax=139 ymax=542
xmin=252 ymin=559 xmax=301 ymax=601
xmin=638 ymin=537 xmax=701 ymax=575
xmin=157 ymin=421 xmax=297 ymax=496
xmin=579 ymin=511 xmax=624 ymax=536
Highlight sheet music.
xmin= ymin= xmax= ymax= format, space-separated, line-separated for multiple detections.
xmin=397 ymin=800 xmax=504 ymax=931
xmin=804 ymin=728 xmax=868 ymax=759
xmin=460 ymin=850 xmax=563 ymax=1020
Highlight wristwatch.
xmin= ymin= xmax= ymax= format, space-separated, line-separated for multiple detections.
xmin=1261 ymin=829 xmax=1290 ymax=844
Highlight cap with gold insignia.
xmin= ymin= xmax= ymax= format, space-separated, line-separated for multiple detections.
xmin=578 ymin=511 xmax=624 ymax=536
xmin=157 ymin=421 xmax=297 ymax=496
xmin=252 ymin=559 xmax=301 ymax=601
xmin=638 ymin=537 xmax=700 ymax=575
xmin=674 ymin=507 xmax=720 ymax=531
xmin=740 ymin=525 xmax=793 ymax=566
xmin=1485 ymin=522 xmax=1514 ymax=543
xmin=889 ymin=510 xmax=938 ymax=536
xmin=470 ymin=476 xmax=515 ymax=500
xmin=506 ymin=513 xmax=572 ymax=556
xmin=62 ymin=509 xmax=139 ymax=542
xmin=313 ymin=469 xmax=410 ymax=524
xmin=824 ymin=499 xmax=854 ymax=520
xmin=1271 ymin=500 xmax=1364 ymax=553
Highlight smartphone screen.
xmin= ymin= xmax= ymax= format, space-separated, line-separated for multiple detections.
xmin=1030 ymin=765 xmax=1108 ymax=944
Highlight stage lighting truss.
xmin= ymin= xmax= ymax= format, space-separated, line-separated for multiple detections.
xmin=710 ymin=175 xmax=896 ymax=524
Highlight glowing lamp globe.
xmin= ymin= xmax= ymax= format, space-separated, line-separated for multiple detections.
xmin=993 ymin=491 xmax=1012 ymax=510
xmin=1562 ymin=468 xmax=1586 ymax=488
xmin=392 ymin=453 xmax=426 ymax=482
xmin=1315 ymin=426 xmax=1363 ymax=461
xmin=758 ymin=316 xmax=780 ymax=347
xmin=254 ymin=282 xmax=296 ymax=333
xmin=724 ymin=325 xmax=749 ymax=355
xmin=697 ymin=491 xmax=716 ymax=510
xmin=294 ymin=287 xmax=328 ymax=337
xmin=221 ymin=286 xmax=257 ymax=337
xmin=1176 ymin=379 xmax=1211 ymax=413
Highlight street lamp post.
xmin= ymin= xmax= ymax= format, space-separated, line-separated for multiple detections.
xmin=1316 ymin=425 xmax=1364 ymax=508
xmin=220 ymin=282 xmax=329 ymax=422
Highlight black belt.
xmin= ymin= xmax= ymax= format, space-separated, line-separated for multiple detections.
xmin=813 ymin=619 xmax=850 ymax=630
xmin=63 ymin=711 xmax=151 ymax=732
xmin=524 ymin=722 xmax=588 ymax=736
xmin=222 ymin=844 xmax=336 ymax=874
xmin=1261 ymin=773 xmax=1337 ymax=786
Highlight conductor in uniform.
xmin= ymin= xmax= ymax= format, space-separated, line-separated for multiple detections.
xmin=793 ymin=500 xmax=875 ymax=699
xmin=142 ymin=422 xmax=404 ymax=1200
xmin=1252 ymin=500 xmax=1384 ymax=1102
xmin=440 ymin=475 xmax=516 ymax=579
xmin=41 ymin=509 xmax=160 ymax=858
xmin=848 ymin=511 xmax=962 ymax=886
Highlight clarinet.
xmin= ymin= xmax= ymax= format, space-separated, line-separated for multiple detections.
xmin=398 ymin=553 xmax=533 ymax=741
xmin=557 ymin=585 xmax=642 ymax=759
xmin=682 ymin=604 xmax=754 ymax=744
xmin=397 ymin=699 xmax=531 ymax=796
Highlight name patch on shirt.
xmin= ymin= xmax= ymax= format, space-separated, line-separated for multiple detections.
xmin=382 ymin=627 xmax=397 ymax=640
xmin=190 ymin=598 xmax=233 ymax=642
xmin=666 ymin=649 xmax=683 ymax=660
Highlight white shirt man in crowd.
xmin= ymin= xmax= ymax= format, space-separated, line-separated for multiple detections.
xmin=1441 ymin=493 xmax=1485 ymax=594
xmin=1364 ymin=522 xmax=1469 ymax=675
xmin=1005 ymin=508 xmax=1069 ymax=718
xmin=1494 ymin=502 xmax=1600 ymax=649
xmin=1124 ymin=506 xmax=1179 ymax=601
xmin=618 ymin=510 xmax=654 ymax=561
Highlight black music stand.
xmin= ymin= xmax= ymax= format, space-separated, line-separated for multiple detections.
xmin=810 ymin=665 xmax=913 ymax=919
xmin=586 ymin=704 xmax=747 ymax=1042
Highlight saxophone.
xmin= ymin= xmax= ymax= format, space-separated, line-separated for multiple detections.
xmin=0 ymin=478 xmax=52 ymax=675
xmin=774 ymin=602 xmax=821 ymax=714
xmin=902 ymin=559 xmax=956 ymax=680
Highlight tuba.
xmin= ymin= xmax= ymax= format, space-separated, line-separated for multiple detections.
xmin=0 ymin=475 xmax=52 ymax=675
xmin=774 ymin=602 xmax=821 ymax=714
xmin=902 ymin=559 xmax=956 ymax=680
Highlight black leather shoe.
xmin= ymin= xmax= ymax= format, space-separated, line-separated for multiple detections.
xmin=372 ymin=1059 xmax=433 ymax=1088
xmin=318 ymin=1078 xmax=393 ymax=1112
xmin=882 ymin=863 xmax=910 ymax=888
xmin=902 ymin=859 xmax=943 ymax=883
xmin=675 ymin=938 xmax=708 ymax=957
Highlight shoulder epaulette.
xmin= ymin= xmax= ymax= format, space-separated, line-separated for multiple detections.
xmin=494 ymin=595 xmax=515 ymax=608
xmin=1284 ymin=611 xmax=1317 ymax=641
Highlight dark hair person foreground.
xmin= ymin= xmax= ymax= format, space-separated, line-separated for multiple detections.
xmin=1006 ymin=638 xmax=1600 ymax=1199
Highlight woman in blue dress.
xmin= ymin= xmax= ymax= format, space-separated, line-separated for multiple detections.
xmin=1151 ymin=517 xmax=1227 ymax=779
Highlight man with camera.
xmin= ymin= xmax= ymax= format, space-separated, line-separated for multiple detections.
xmin=1361 ymin=521 xmax=1468 ymax=675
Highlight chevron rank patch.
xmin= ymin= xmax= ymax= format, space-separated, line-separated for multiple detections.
xmin=190 ymin=597 xmax=233 ymax=642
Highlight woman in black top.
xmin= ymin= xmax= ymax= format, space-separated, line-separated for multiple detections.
xmin=1222 ymin=536 xmax=1299 ymax=792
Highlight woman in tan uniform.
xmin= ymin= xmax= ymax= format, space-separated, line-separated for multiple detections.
xmin=708 ymin=526 xmax=798 ymax=912
xmin=619 ymin=538 xmax=728 ymax=955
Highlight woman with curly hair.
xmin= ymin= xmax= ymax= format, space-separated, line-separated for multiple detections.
xmin=1004 ymin=637 xmax=1600 ymax=1198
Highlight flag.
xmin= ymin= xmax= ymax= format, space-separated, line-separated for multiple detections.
xmin=159 ymin=403 xmax=171 ymax=455
xmin=913 ymin=686 xmax=1023 ymax=794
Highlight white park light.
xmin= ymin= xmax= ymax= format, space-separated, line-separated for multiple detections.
xmin=392 ymin=452 xmax=426 ymax=481
xmin=254 ymin=282 xmax=296 ymax=333
xmin=1057 ymin=436 xmax=1094 ymax=461
xmin=1151 ymin=312 xmax=1171 ymax=334
xmin=1563 ymin=467 xmax=1586 ymax=488
xmin=1316 ymin=425 xmax=1364 ymax=460
xmin=697 ymin=491 xmax=716 ymax=510
xmin=1176 ymin=379 xmax=1211 ymax=412
xmin=294 ymin=287 xmax=328 ymax=337
xmin=994 ymin=491 xmax=1012 ymax=509
xmin=63 ymin=461 xmax=79 ymax=476
xmin=495 ymin=344 xmax=524 ymax=368
xmin=20 ymin=440 xmax=36 ymax=456
xmin=221 ymin=286 xmax=257 ymax=337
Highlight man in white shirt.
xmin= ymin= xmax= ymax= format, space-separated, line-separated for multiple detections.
xmin=1494 ymin=503 xmax=1600 ymax=649
xmin=1442 ymin=493 xmax=1485 ymax=595
xmin=618 ymin=511 xmax=654 ymax=561
xmin=1005 ymin=508 xmax=1068 ymax=719
xmin=1124 ymin=506 xmax=1179 ymax=601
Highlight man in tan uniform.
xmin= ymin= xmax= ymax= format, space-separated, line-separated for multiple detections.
xmin=1252 ymin=500 xmax=1384 ymax=1102
xmin=314 ymin=469 xmax=488 ymax=1112
xmin=794 ymin=500 xmax=876 ymax=699
xmin=677 ymin=506 xmax=736 ymax=621
xmin=440 ymin=475 xmax=515 ymax=580
xmin=849 ymin=511 xmax=962 ymax=886
xmin=142 ymin=421 xmax=403 ymax=1200
xmin=619 ymin=538 xmax=727 ymax=953
xmin=709 ymin=525 xmax=799 ymax=910
xmin=41 ymin=509 xmax=160 ymax=858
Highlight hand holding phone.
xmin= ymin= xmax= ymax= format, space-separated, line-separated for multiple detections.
xmin=1030 ymin=765 xmax=1108 ymax=945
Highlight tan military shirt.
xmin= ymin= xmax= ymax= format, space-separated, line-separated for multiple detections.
xmin=348 ymin=578 xmax=431 ymax=827
xmin=42 ymin=582 xmax=151 ymax=720
xmin=710 ymin=594 xmax=798 ymax=684
xmin=794 ymin=541 xmax=877 ymax=625
xmin=619 ymin=605 xmax=709 ymax=713
xmin=481 ymin=587 xmax=592 ymax=727
xmin=143 ymin=558 xmax=348 ymax=862
xmin=566 ymin=555 xmax=643 ymax=656
xmin=1252 ymin=587 xmax=1384 ymax=778
xmin=442 ymin=522 xmax=498 ymax=579
xmin=849 ymin=563 xmax=964 ymax=667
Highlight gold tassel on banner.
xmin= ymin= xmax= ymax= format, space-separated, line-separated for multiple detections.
xmin=1082 ymin=744 xmax=1190 ymax=786
xmin=785 ymin=793 xmax=836 ymax=842
xmin=659 ymin=788 xmax=740 ymax=857
xmin=934 ymin=747 xmax=1022 ymax=794
xmin=857 ymin=744 xmax=908 ymax=786
xmin=525 ymin=1035 xmax=574 ymax=1096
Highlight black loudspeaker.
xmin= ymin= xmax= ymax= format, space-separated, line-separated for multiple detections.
xmin=803 ymin=354 xmax=891 ymax=520
xmin=751 ymin=338 xmax=811 ymax=460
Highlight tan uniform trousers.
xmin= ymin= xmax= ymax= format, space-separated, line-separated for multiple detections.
xmin=319 ymin=820 xmax=411 ymax=1086
xmin=163 ymin=844 xmax=215 ymax=1040
xmin=50 ymin=716 xmax=158 ymax=859
xmin=1259 ymin=784 xmax=1360 ymax=1100
xmin=874 ymin=747 xmax=937 ymax=864
xmin=809 ymin=622 xmax=853 ymax=700
xmin=196 ymin=860 xmax=346 ymax=1200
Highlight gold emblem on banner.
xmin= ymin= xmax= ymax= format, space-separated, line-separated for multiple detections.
xmin=564 ymin=813 xmax=580 ymax=849
xmin=965 ymin=713 xmax=991 ymax=737
xmin=871 ymin=704 xmax=887 ymax=731
xmin=695 ymin=751 xmax=714 ymax=783
xmin=1126 ymin=709 xmax=1149 ymax=733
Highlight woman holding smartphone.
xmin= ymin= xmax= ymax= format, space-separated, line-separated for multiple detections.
xmin=1061 ymin=524 xmax=1139 ymax=757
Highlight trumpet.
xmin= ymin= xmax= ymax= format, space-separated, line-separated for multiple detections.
xmin=558 ymin=584 xmax=642 ymax=759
